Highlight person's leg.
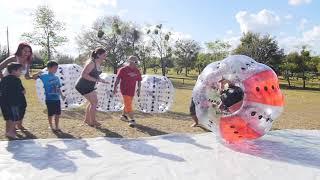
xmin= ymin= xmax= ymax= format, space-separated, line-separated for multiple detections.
xmin=16 ymin=121 xmax=25 ymax=131
xmin=190 ymin=115 xmax=199 ymax=127
xmin=84 ymin=103 xmax=91 ymax=124
xmin=46 ymin=101 xmax=54 ymax=130
xmin=123 ymin=96 xmax=135 ymax=127
xmin=189 ymin=99 xmax=198 ymax=127
xmin=5 ymin=121 xmax=9 ymax=134
xmin=48 ymin=116 xmax=54 ymax=129
xmin=83 ymin=91 xmax=99 ymax=126
xmin=6 ymin=121 xmax=17 ymax=138
xmin=54 ymin=115 xmax=60 ymax=130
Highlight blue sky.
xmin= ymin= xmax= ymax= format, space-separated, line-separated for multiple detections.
xmin=0 ymin=0 xmax=319 ymax=56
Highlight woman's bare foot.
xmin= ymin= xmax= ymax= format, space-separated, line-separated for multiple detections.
xmin=93 ymin=121 xmax=101 ymax=127
xmin=190 ymin=123 xmax=199 ymax=127
xmin=16 ymin=125 xmax=27 ymax=132
xmin=84 ymin=121 xmax=94 ymax=127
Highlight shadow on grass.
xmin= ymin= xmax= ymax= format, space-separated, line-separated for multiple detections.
xmin=135 ymin=124 xmax=168 ymax=136
xmin=95 ymin=126 xmax=123 ymax=138
xmin=52 ymin=130 xmax=76 ymax=139
xmin=158 ymin=111 xmax=192 ymax=121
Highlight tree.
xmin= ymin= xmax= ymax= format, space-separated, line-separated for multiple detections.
xmin=0 ymin=44 xmax=8 ymax=63
xmin=55 ymin=53 xmax=75 ymax=64
xmin=77 ymin=16 xmax=140 ymax=73
xmin=234 ymin=32 xmax=284 ymax=74
xmin=75 ymin=53 xmax=90 ymax=65
xmin=174 ymin=39 xmax=201 ymax=76
xmin=135 ymin=44 xmax=152 ymax=74
xmin=31 ymin=51 xmax=45 ymax=69
xmin=22 ymin=5 xmax=67 ymax=62
xmin=195 ymin=53 xmax=212 ymax=75
xmin=205 ymin=40 xmax=231 ymax=60
xmin=284 ymin=47 xmax=318 ymax=89
xmin=281 ymin=53 xmax=298 ymax=87
xmin=193 ymin=40 xmax=231 ymax=75
xmin=146 ymin=24 xmax=172 ymax=76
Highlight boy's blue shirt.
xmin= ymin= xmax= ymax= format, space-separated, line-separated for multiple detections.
xmin=39 ymin=72 xmax=62 ymax=101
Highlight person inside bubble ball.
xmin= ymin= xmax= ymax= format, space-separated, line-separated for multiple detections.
xmin=189 ymin=98 xmax=199 ymax=127
xmin=217 ymin=78 xmax=244 ymax=113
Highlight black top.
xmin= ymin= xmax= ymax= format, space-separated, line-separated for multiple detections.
xmin=89 ymin=61 xmax=102 ymax=79
xmin=0 ymin=75 xmax=27 ymax=107
xmin=220 ymin=85 xmax=244 ymax=108
xmin=75 ymin=61 xmax=102 ymax=90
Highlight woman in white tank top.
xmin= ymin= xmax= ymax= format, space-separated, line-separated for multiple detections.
xmin=0 ymin=43 xmax=37 ymax=79
xmin=0 ymin=43 xmax=40 ymax=131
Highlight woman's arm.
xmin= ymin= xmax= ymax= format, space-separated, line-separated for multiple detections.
xmin=81 ymin=62 xmax=100 ymax=82
xmin=24 ymin=64 xmax=33 ymax=80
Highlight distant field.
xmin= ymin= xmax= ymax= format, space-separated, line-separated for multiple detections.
xmin=0 ymin=69 xmax=319 ymax=140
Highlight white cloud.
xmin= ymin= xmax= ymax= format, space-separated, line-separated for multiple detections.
xmin=288 ymin=0 xmax=312 ymax=6
xmin=226 ymin=30 xmax=233 ymax=35
xmin=235 ymin=9 xmax=281 ymax=33
xmin=299 ymin=18 xmax=308 ymax=31
xmin=284 ymin=14 xmax=293 ymax=20
xmin=278 ymin=25 xmax=320 ymax=54
xmin=303 ymin=25 xmax=320 ymax=41
xmin=117 ymin=9 xmax=129 ymax=18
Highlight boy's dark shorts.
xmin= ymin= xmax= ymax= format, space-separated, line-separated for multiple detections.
xmin=46 ymin=100 xmax=61 ymax=116
xmin=0 ymin=105 xmax=26 ymax=121
xmin=189 ymin=99 xmax=196 ymax=115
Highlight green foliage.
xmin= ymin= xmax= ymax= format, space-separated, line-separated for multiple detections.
xmin=55 ymin=53 xmax=75 ymax=64
xmin=77 ymin=16 xmax=141 ymax=73
xmin=174 ymin=39 xmax=201 ymax=76
xmin=205 ymin=40 xmax=231 ymax=60
xmin=21 ymin=5 xmax=67 ymax=62
xmin=146 ymin=24 xmax=172 ymax=76
xmin=234 ymin=32 xmax=284 ymax=74
xmin=135 ymin=44 xmax=152 ymax=74
xmin=282 ymin=47 xmax=318 ymax=88
xmin=0 ymin=44 xmax=8 ymax=63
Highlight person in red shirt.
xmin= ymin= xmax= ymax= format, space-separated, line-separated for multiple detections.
xmin=114 ymin=56 xmax=142 ymax=127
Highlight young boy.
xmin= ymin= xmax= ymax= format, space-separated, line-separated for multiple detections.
xmin=37 ymin=61 xmax=65 ymax=131
xmin=0 ymin=63 xmax=26 ymax=139
xmin=114 ymin=56 xmax=142 ymax=127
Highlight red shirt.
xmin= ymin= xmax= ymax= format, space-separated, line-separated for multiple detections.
xmin=117 ymin=66 xmax=142 ymax=96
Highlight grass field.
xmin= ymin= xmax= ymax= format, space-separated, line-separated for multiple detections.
xmin=0 ymin=71 xmax=320 ymax=140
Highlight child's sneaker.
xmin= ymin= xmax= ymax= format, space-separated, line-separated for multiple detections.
xmin=128 ymin=120 xmax=136 ymax=127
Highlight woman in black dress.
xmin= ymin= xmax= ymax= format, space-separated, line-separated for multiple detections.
xmin=75 ymin=48 xmax=108 ymax=127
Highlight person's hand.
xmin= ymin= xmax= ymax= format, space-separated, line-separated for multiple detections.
xmin=32 ymin=71 xmax=43 ymax=79
xmin=98 ymin=78 xmax=109 ymax=84
xmin=113 ymin=87 xmax=118 ymax=94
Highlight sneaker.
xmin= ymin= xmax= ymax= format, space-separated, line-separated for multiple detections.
xmin=120 ymin=115 xmax=129 ymax=121
xmin=128 ymin=120 xmax=136 ymax=127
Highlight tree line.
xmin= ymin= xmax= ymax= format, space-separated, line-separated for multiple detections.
xmin=1 ymin=5 xmax=319 ymax=89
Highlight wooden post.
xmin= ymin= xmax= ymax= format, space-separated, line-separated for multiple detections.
xmin=6 ymin=26 xmax=10 ymax=56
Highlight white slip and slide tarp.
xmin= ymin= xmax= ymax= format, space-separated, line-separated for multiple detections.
xmin=0 ymin=130 xmax=320 ymax=180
